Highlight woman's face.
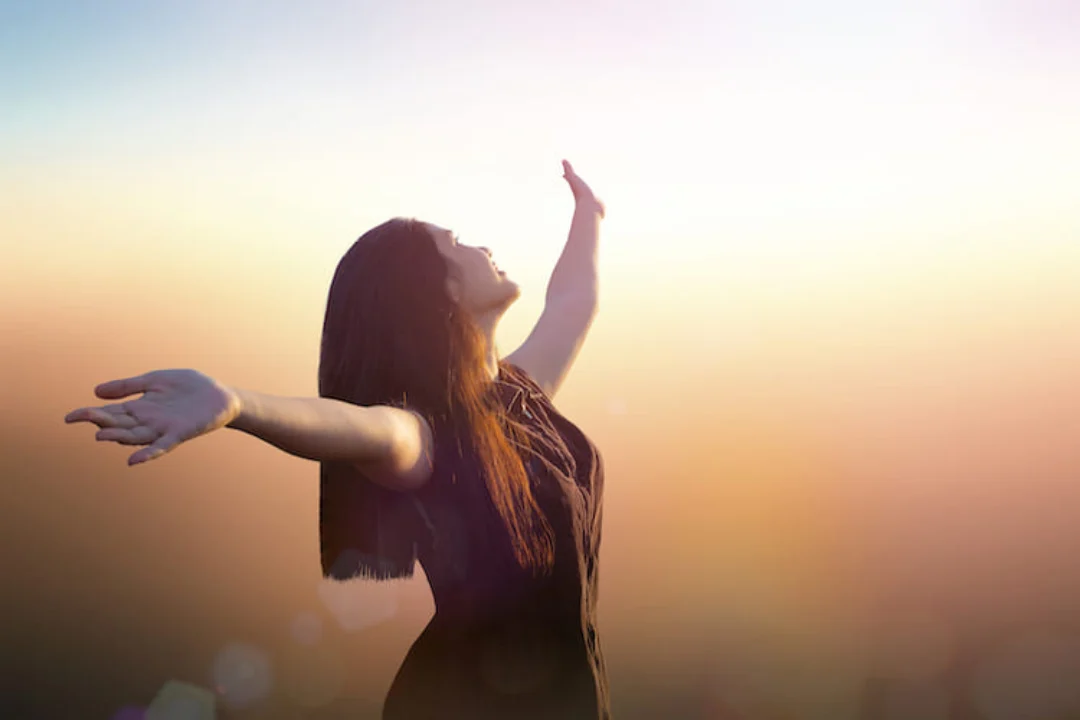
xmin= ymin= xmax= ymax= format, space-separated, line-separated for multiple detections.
xmin=426 ymin=223 xmax=521 ymax=315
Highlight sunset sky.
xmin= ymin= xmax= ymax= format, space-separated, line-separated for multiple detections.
xmin=5 ymin=1 xmax=1080 ymax=717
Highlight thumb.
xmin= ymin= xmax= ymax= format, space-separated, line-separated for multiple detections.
xmin=96 ymin=373 xmax=153 ymax=399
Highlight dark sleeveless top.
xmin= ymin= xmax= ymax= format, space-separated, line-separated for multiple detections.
xmin=320 ymin=362 xmax=609 ymax=719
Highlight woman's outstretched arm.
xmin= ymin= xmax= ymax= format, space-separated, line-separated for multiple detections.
xmin=65 ymin=368 xmax=433 ymax=489
xmin=228 ymin=387 xmax=433 ymax=490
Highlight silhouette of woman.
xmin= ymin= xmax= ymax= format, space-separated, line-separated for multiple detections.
xmin=65 ymin=161 xmax=610 ymax=719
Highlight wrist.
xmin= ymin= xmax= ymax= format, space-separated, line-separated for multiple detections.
xmin=575 ymin=198 xmax=605 ymax=218
xmin=224 ymin=386 xmax=253 ymax=430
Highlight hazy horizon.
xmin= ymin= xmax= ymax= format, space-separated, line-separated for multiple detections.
xmin=5 ymin=1 xmax=1080 ymax=718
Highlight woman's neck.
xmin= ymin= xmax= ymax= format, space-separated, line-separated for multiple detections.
xmin=473 ymin=308 xmax=502 ymax=381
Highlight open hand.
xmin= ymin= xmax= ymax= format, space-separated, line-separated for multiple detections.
xmin=562 ymin=160 xmax=605 ymax=219
xmin=64 ymin=368 xmax=241 ymax=466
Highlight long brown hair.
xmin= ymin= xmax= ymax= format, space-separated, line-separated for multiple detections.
xmin=318 ymin=217 xmax=554 ymax=578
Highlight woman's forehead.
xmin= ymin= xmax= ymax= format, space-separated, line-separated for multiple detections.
xmin=424 ymin=222 xmax=453 ymax=241
xmin=423 ymin=223 xmax=456 ymax=258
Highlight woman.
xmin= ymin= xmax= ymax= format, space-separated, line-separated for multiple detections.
xmin=64 ymin=161 xmax=610 ymax=719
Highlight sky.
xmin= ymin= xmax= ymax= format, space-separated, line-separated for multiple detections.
xmin=4 ymin=1 xmax=1080 ymax=717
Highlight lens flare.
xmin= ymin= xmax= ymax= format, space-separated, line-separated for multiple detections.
xmin=316 ymin=578 xmax=398 ymax=632
xmin=210 ymin=642 xmax=273 ymax=710
xmin=144 ymin=680 xmax=215 ymax=720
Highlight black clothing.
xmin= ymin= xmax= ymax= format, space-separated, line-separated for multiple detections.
xmin=320 ymin=362 xmax=608 ymax=719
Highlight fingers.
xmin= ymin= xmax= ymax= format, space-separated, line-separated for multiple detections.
xmin=562 ymin=160 xmax=576 ymax=183
xmin=65 ymin=405 xmax=138 ymax=428
xmin=64 ymin=408 xmax=91 ymax=424
xmin=96 ymin=426 xmax=158 ymax=445
xmin=79 ymin=420 xmax=177 ymax=465
xmin=95 ymin=373 xmax=153 ymax=400
xmin=128 ymin=433 xmax=180 ymax=466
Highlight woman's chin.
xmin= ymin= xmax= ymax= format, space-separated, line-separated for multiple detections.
xmin=499 ymin=279 xmax=522 ymax=305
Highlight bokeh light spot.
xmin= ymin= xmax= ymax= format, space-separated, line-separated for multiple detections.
xmin=144 ymin=680 xmax=215 ymax=720
xmin=210 ymin=642 xmax=273 ymax=710
xmin=606 ymin=398 xmax=628 ymax=416
xmin=316 ymin=577 xmax=398 ymax=632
